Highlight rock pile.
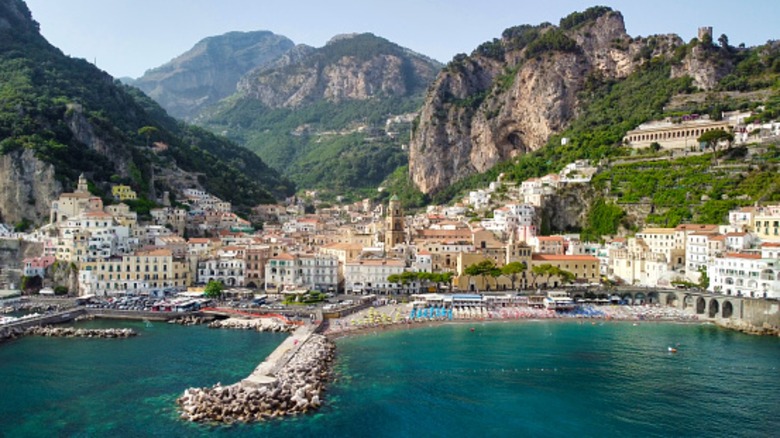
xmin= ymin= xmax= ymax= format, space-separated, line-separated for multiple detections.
xmin=717 ymin=319 xmax=780 ymax=337
xmin=168 ymin=315 xmax=212 ymax=326
xmin=208 ymin=317 xmax=293 ymax=333
xmin=25 ymin=326 xmax=137 ymax=338
xmin=0 ymin=326 xmax=24 ymax=342
xmin=177 ymin=334 xmax=335 ymax=423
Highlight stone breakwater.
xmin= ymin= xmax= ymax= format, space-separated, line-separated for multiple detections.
xmin=177 ymin=333 xmax=335 ymax=423
xmin=168 ymin=315 xmax=213 ymax=326
xmin=24 ymin=326 xmax=137 ymax=338
xmin=208 ymin=317 xmax=294 ymax=333
xmin=0 ymin=326 xmax=25 ymax=342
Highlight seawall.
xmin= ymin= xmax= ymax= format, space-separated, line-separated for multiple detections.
xmin=177 ymin=319 xmax=335 ymax=423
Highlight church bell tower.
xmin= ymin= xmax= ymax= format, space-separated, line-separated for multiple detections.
xmin=385 ymin=195 xmax=405 ymax=250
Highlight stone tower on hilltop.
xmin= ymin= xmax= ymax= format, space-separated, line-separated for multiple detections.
xmin=698 ymin=26 xmax=713 ymax=41
xmin=384 ymin=195 xmax=405 ymax=250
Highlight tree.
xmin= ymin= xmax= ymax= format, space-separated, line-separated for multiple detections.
xmin=204 ymin=280 xmax=223 ymax=300
xmin=554 ymin=267 xmax=576 ymax=285
xmin=501 ymin=262 xmax=527 ymax=290
xmin=464 ymin=260 xmax=501 ymax=291
xmin=697 ymin=129 xmax=734 ymax=153
xmin=698 ymin=266 xmax=710 ymax=290
xmin=718 ymin=33 xmax=729 ymax=49
xmin=137 ymin=126 xmax=159 ymax=147
xmin=439 ymin=272 xmax=455 ymax=293
xmin=531 ymin=264 xmax=556 ymax=289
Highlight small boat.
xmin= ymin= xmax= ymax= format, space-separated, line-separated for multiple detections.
xmin=668 ymin=347 xmax=677 ymax=353
xmin=470 ymin=327 xmax=475 ymax=332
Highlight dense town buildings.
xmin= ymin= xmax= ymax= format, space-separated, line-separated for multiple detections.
xmin=4 ymin=171 xmax=777 ymax=301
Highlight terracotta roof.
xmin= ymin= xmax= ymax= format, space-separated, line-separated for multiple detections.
xmin=347 ymin=259 xmax=405 ymax=267
xmin=675 ymin=224 xmax=719 ymax=232
xmin=417 ymin=229 xmax=471 ymax=238
xmin=273 ymin=253 xmax=295 ymax=261
xmin=724 ymin=253 xmax=761 ymax=259
xmin=188 ymin=238 xmax=210 ymax=244
xmin=638 ymin=228 xmax=675 ymax=234
xmin=83 ymin=211 xmax=113 ymax=218
xmin=725 ymin=232 xmax=747 ymax=237
xmin=709 ymin=235 xmax=726 ymax=241
xmin=761 ymin=242 xmax=780 ymax=247
xmin=135 ymin=248 xmax=173 ymax=257
xmin=322 ymin=242 xmax=364 ymax=250
xmin=537 ymin=236 xmax=564 ymax=242
xmin=532 ymin=254 xmax=599 ymax=262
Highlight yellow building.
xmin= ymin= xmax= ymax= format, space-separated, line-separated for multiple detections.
xmin=87 ymin=249 xmax=189 ymax=295
xmin=530 ymin=254 xmax=600 ymax=287
xmin=112 ymin=185 xmax=137 ymax=201
xmin=753 ymin=205 xmax=780 ymax=241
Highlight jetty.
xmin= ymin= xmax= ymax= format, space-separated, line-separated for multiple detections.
xmin=177 ymin=318 xmax=335 ymax=423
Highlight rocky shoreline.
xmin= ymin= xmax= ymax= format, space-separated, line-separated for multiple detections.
xmin=716 ymin=319 xmax=780 ymax=337
xmin=25 ymin=326 xmax=137 ymax=338
xmin=177 ymin=333 xmax=335 ymax=423
xmin=207 ymin=317 xmax=294 ymax=333
xmin=168 ymin=315 xmax=213 ymax=326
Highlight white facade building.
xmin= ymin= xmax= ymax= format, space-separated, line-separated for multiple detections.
xmin=344 ymin=259 xmax=407 ymax=294
xmin=708 ymin=253 xmax=780 ymax=299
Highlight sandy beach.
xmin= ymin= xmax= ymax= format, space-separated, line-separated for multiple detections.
xmin=323 ymin=302 xmax=700 ymax=339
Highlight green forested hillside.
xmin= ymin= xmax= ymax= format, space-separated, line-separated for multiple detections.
xmin=199 ymin=33 xmax=440 ymax=198
xmin=0 ymin=0 xmax=294 ymax=216
xmin=203 ymin=97 xmax=417 ymax=193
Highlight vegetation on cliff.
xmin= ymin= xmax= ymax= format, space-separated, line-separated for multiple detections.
xmin=0 ymin=0 xmax=294 ymax=221
xmin=198 ymin=33 xmax=440 ymax=197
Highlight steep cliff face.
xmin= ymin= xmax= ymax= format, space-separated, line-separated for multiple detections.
xmin=539 ymin=184 xmax=593 ymax=234
xmin=132 ymin=31 xmax=294 ymax=120
xmin=0 ymin=149 xmax=61 ymax=225
xmin=408 ymin=8 xmax=724 ymax=195
xmin=236 ymin=33 xmax=441 ymax=108
xmin=671 ymin=44 xmax=733 ymax=90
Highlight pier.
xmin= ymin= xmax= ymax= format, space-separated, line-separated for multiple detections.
xmin=177 ymin=315 xmax=335 ymax=423
xmin=242 ymin=323 xmax=318 ymax=387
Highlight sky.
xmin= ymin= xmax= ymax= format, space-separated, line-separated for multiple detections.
xmin=24 ymin=0 xmax=780 ymax=79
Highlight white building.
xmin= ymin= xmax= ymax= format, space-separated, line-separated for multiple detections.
xmin=412 ymin=251 xmax=433 ymax=273
xmin=344 ymin=259 xmax=407 ymax=294
xmin=609 ymin=238 xmax=670 ymax=287
xmin=708 ymin=252 xmax=780 ymax=299
xmin=685 ymin=233 xmax=724 ymax=281
xmin=467 ymin=190 xmax=491 ymax=210
xmin=264 ymin=253 xmax=338 ymax=292
xmin=197 ymin=256 xmax=245 ymax=287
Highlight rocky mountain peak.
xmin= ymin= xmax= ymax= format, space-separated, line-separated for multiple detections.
xmin=132 ymin=30 xmax=295 ymax=120
xmin=408 ymin=7 xmax=731 ymax=195
xmin=236 ymin=33 xmax=442 ymax=108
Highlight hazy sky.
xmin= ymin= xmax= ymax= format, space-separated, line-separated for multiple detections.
xmin=24 ymin=0 xmax=779 ymax=79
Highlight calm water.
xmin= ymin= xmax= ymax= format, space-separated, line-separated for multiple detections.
xmin=0 ymin=320 xmax=778 ymax=437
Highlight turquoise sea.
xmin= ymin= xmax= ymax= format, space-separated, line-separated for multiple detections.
xmin=0 ymin=319 xmax=778 ymax=437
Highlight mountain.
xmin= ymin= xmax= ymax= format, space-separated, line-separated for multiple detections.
xmin=198 ymin=33 xmax=442 ymax=197
xmin=0 ymin=0 xmax=294 ymax=226
xmin=131 ymin=30 xmax=294 ymax=120
xmin=409 ymin=7 xmax=735 ymax=195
